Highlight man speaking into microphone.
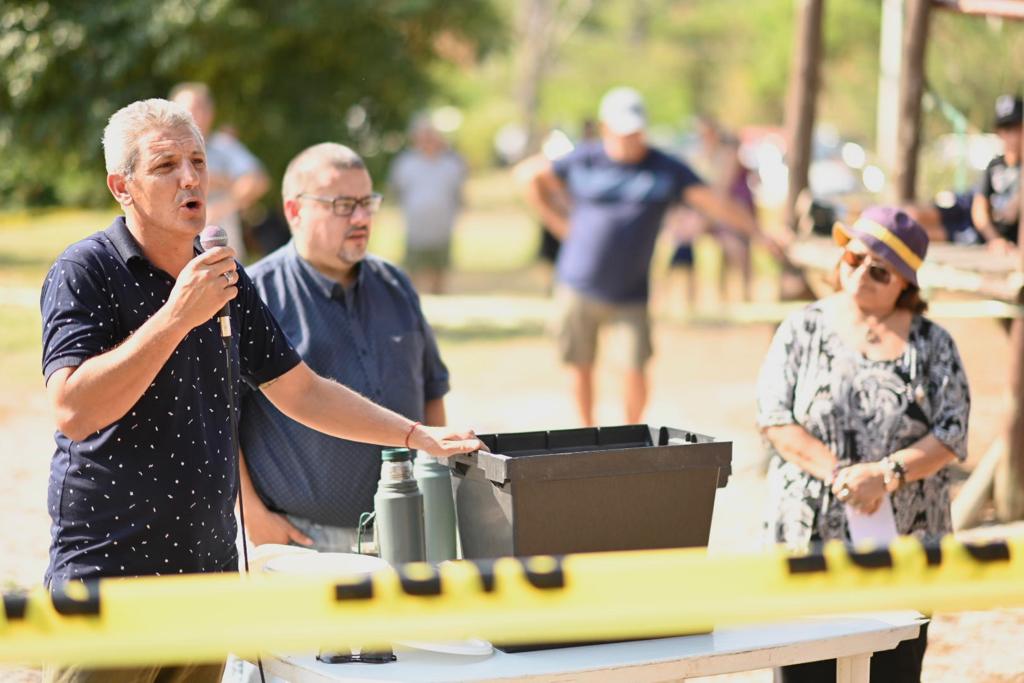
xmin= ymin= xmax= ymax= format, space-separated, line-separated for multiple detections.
xmin=39 ymin=98 xmax=483 ymax=683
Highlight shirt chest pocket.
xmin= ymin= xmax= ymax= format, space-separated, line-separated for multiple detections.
xmin=377 ymin=328 xmax=420 ymax=384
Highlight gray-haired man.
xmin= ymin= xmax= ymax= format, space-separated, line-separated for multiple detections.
xmin=40 ymin=100 xmax=481 ymax=683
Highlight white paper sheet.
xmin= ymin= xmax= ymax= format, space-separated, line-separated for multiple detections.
xmin=845 ymin=493 xmax=898 ymax=545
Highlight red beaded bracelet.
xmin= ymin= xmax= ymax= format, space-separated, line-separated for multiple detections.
xmin=404 ymin=421 xmax=422 ymax=449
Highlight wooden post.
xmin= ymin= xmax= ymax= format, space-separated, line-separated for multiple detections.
xmin=783 ymin=0 xmax=824 ymax=232
xmin=515 ymin=0 xmax=593 ymax=158
xmin=994 ymin=87 xmax=1024 ymax=521
xmin=953 ymin=437 xmax=1003 ymax=529
xmin=516 ymin=0 xmax=556 ymax=157
xmin=893 ymin=0 xmax=930 ymax=204
xmin=876 ymin=0 xmax=903 ymax=174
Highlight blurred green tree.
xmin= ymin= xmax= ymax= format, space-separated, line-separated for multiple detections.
xmin=445 ymin=0 xmax=1024 ymax=184
xmin=0 ymin=0 xmax=505 ymax=207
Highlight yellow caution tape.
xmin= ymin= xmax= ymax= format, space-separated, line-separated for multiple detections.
xmin=2 ymin=535 xmax=1022 ymax=667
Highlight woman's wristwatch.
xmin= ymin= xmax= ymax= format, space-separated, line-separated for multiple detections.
xmin=880 ymin=454 xmax=907 ymax=493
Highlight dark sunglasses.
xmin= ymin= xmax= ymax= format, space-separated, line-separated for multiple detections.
xmin=840 ymin=250 xmax=893 ymax=285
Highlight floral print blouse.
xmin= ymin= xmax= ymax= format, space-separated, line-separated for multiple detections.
xmin=756 ymin=301 xmax=970 ymax=551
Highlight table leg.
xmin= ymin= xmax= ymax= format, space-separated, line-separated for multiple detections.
xmin=835 ymin=653 xmax=871 ymax=683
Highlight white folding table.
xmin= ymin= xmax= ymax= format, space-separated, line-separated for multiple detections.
xmin=259 ymin=611 xmax=924 ymax=682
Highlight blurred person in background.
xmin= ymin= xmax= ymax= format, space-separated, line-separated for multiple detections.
xmin=693 ymin=116 xmax=757 ymax=303
xmin=756 ymin=207 xmax=970 ymax=683
xmin=662 ymin=116 xmax=759 ymax=312
xmin=518 ymin=86 xmax=780 ymax=426
xmin=903 ymin=190 xmax=981 ymax=245
xmin=388 ymin=114 xmax=467 ymax=294
xmin=661 ymin=204 xmax=703 ymax=313
xmin=170 ymin=82 xmax=270 ymax=262
xmin=972 ymin=94 xmax=1022 ymax=255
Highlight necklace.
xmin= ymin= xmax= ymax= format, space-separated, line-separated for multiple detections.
xmin=859 ymin=310 xmax=896 ymax=344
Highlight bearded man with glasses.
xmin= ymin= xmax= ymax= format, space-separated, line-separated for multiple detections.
xmin=755 ymin=206 xmax=970 ymax=682
xmin=234 ymin=143 xmax=452 ymax=556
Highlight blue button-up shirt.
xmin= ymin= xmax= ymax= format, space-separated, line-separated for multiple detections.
xmin=40 ymin=218 xmax=301 ymax=584
xmin=239 ymin=243 xmax=450 ymax=527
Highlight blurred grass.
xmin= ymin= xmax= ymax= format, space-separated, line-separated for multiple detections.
xmin=0 ymin=305 xmax=43 ymax=420
xmin=0 ymin=208 xmax=118 ymax=412
xmin=0 ymin=208 xmax=120 ymax=288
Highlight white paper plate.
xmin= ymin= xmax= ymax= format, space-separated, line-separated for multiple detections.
xmin=394 ymin=638 xmax=494 ymax=657
xmin=264 ymin=552 xmax=390 ymax=576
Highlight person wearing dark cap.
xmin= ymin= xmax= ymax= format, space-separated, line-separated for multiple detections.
xmin=972 ymin=94 xmax=1022 ymax=254
xmin=756 ymin=206 xmax=970 ymax=682
xmin=517 ymin=86 xmax=782 ymax=426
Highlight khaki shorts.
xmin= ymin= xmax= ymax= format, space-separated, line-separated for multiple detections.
xmin=552 ymin=286 xmax=652 ymax=369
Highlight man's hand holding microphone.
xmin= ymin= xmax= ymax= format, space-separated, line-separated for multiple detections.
xmin=163 ymin=225 xmax=238 ymax=335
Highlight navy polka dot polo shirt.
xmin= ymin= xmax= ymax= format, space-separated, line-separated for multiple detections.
xmin=40 ymin=217 xmax=300 ymax=584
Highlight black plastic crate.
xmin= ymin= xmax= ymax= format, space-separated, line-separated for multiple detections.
xmin=450 ymin=424 xmax=731 ymax=558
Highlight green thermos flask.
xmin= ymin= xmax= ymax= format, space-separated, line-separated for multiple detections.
xmin=373 ymin=448 xmax=426 ymax=565
xmin=413 ymin=452 xmax=458 ymax=563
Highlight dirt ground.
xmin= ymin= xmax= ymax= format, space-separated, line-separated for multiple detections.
xmin=1 ymin=287 xmax=1022 ymax=681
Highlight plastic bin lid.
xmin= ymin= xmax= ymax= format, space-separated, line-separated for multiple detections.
xmin=451 ymin=424 xmax=730 ymax=485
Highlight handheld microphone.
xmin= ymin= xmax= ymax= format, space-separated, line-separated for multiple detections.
xmin=199 ymin=225 xmax=232 ymax=338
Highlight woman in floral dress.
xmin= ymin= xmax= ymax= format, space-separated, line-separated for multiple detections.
xmin=757 ymin=206 xmax=970 ymax=683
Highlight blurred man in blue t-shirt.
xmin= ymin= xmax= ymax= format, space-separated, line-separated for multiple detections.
xmin=518 ymin=87 xmax=781 ymax=426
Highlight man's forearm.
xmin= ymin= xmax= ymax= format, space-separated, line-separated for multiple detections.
xmin=707 ymin=197 xmax=758 ymax=236
xmin=971 ymin=196 xmax=1001 ymax=241
xmin=974 ymin=217 xmax=1000 ymax=242
xmin=48 ymin=306 xmax=189 ymax=440
xmin=516 ymin=157 xmax=570 ymax=239
xmin=525 ymin=180 xmax=570 ymax=239
xmin=684 ymin=185 xmax=758 ymax=237
xmin=264 ymin=364 xmax=415 ymax=447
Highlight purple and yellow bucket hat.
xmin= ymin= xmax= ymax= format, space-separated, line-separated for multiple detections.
xmin=833 ymin=206 xmax=929 ymax=286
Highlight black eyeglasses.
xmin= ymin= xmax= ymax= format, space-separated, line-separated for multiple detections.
xmin=841 ymin=250 xmax=893 ymax=285
xmin=297 ymin=193 xmax=383 ymax=216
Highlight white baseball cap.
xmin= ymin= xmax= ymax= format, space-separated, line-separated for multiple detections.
xmin=599 ymin=87 xmax=647 ymax=135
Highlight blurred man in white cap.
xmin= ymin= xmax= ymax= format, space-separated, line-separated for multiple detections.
xmin=518 ymin=86 xmax=780 ymax=426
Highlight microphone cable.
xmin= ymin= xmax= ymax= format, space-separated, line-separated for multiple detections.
xmin=201 ymin=227 xmax=267 ymax=682
xmin=222 ymin=328 xmax=268 ymax=683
